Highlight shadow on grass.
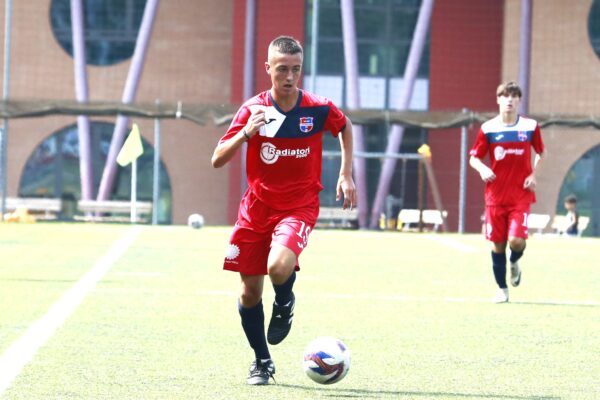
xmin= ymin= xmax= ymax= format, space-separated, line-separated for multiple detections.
xmin=277 ymin=383 xmax=560 ymax=399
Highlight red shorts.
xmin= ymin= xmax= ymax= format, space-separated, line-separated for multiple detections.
xmin=484 ymin=204 xmax=530 ymax=242
xmin=223 ymin=191 xmax=319 ymax=275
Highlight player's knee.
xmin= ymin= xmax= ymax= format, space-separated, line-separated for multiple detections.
xmin=508 ymin=237 xmax=526 ymax=251
xmin=267 ymin=258 xmax=294 ymax=283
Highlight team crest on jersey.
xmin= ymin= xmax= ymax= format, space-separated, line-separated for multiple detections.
xmin=299 ymin=117 xmax=314 ymax=133
xmin=518 ymin=131 xmax=528 ymax=142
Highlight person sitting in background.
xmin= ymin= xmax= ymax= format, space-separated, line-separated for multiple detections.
xmin=563 ymin=194 xmax=579 ymax=236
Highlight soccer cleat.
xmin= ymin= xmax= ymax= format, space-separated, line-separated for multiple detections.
xmin=267 ymin=292 xmax=295 ymax=345
xmin=247 ymin=359 xmax=276 ymax=385
xmin=493 ymin=288 xmax=509 ymax=303
xmin=510 ymin=261 xmax=521 ymax=287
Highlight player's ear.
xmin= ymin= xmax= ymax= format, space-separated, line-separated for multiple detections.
xmin=265 ymin=61 xmax=270 ymax=74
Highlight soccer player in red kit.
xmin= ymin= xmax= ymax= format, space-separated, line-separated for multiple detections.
xmin=469 ymin=81 xmax=545 ymax=303
xmin=211 ymin=36 xmax=356 ymax=384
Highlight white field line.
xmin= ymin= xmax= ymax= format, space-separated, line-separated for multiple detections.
xmin=0 ymin=226 xmax=143 ymax=395
xmin=423 ymin=234 xmax=477 ymax=253
xmin=197 ymin=290 xmax=600 ymax=307
xmin=114 ymin=271 xmax=166 ymax=277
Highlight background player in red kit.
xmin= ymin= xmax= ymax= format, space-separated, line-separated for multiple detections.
xmin=211 ymin=36 xmax=356 ymax=384
xmin=469 ymin=81 xmax=545 ymax=303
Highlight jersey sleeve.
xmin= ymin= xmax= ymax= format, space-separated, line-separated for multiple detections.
xmin=218 ymin=106 xmax=251 ymax=144
xmin=531 ymin=124 xmax=544 ymax=154
xmin=469 ymin=127 xmax=489 ymax=159
xmin=323 ymin=100 xmax=346 ymax=137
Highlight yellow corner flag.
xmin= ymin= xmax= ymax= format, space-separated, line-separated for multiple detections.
xmin=117 ymin=123 xmax=144 ymax=166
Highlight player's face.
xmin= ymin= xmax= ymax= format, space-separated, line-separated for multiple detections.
xmin=497 ymin=93 xmax=521 ymax=114
xmin=266 ymin=50 xmax=303 ymax=97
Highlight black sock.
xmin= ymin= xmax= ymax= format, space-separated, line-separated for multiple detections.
xmin=491 ymin=251 xmax=507 ymax=289
xmin=238 ymin=300 xmax=270 ymax=360
xmin=509 ymin=247 xmax=524 ymax=263
xmin=273 ymin=271 xmax=296 ymax=306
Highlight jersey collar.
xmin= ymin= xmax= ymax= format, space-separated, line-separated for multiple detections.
xmin=268 ymin=89 xmax=303 ymax=115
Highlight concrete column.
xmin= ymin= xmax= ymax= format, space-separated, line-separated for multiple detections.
xmin=97 ymin=0 xmax=160 ymax=201
xmin=518 ymin=0 xmax=532 ymax=115
xmin=340 ymin=0 xmax=368 ymax=228
xmin=369 ymin=0 xmax=434 ymax=228
xmin=71 ymin=0 xmax=93 ymax=200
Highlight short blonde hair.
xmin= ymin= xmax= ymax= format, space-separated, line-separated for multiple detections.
xmin=268 ymin=36 xmax=303 ymax=57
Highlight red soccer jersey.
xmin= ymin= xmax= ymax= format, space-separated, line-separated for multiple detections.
xmin=220 ymin=90 xmax=347 ymax=210
xmin=469 ymin=115 xmax=545 ymax=206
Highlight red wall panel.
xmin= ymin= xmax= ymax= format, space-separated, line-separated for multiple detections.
xmin=428 ymin=0 xmax=504 ymax=232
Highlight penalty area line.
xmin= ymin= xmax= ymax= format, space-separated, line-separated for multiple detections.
xmin=0 ymin=225 xmax=143 ymax=395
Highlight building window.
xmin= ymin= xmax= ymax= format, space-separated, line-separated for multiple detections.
xmin=589 ymin=0 xmax=600 ymax=59
xmin=50 ymin=0 xmax=147 ymax=66
xmin=19 ymin=122 xmax=172 ymax=223
xmin=305 ymin=0 xmax=428 ymax=79
xmin=304 ymin=0 xmax=429 ymax=110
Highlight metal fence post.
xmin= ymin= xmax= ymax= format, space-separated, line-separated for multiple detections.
xmin=152 ymin=99 xmax=161 ymax=225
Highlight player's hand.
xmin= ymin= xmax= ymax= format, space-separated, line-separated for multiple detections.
xmin=336 ymin=174 xmax=356 ymax=210
xmin=479 ymin=166 xmax=496 ymax=182
xmin=523 ymin=174 xmax=537 ymax=191
xmin=244 ymin=108 xmax=268 ymax=137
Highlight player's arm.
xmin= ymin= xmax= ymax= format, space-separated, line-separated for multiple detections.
xmin=336 ymin=116 xmax=356 ymax=209
xmin=523 ymin=149 xmax=546 ymax=191
xmin=469 ymin=155 xmax=496 ymax=182
xmin=211 ymin=108 xmax=266 ymax=168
